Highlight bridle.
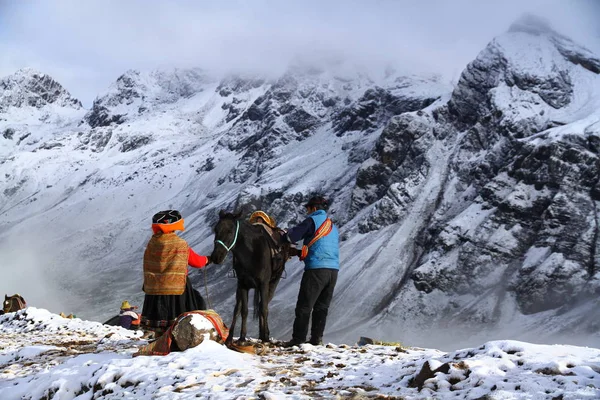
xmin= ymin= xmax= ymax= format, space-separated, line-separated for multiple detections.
xmin=215 ymin=220 xmax=240 ymax=253
xmin=3 ymin=295 xmax=26 ymax=313
xmin=209 ymin=219 xmax=241 ymax=304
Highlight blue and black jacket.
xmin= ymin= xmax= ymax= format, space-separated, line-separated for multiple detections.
xmin=286 ymin=210 xmax=339 ymax=270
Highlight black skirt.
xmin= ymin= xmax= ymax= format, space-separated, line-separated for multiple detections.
xmin=141 ymin=279 xmax=206 ymax=329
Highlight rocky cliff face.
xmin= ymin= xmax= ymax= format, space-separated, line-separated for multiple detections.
xmin=1 ymin=15 xmax=600 ymax=349
xmin=0 ymin=68 xmax=82 ymax=111
xmin=84 ymin=68 xmax=210 ymax=128
xmin=355 ymin=15 xmax=600 ymax=344
xmin=215 ymin=69 xmax=443 ymax=186
xmin=0 ymin=68 xmax=85 ymax=159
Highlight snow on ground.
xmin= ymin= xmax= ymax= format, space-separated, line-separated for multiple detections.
xmin=1 ymin=308 xmax=599 ymax=399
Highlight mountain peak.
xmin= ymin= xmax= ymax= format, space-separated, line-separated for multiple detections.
xmin=12 ymin=67 xmax=47 ymax=78
xmin=84 ymin=67 xmax=211 ymax=128
xmin=448 ymin=12 xmax=600 ymax=128
xmin=0 ymin=68 xmax=82 ymax=111
xmin=506 ymin=13 xmax=600 ymax=75
xmin=508 ymin=13 xmax=555 ymax=36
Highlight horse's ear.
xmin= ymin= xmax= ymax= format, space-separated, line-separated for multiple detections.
xmin=219 ymin=209 xmax=226 ymax=219
xmin=233 ymin=210 xmax=243 ymax=220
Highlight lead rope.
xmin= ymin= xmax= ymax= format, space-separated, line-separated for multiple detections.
xmin=203 ymin=267 xmax=213 ymax=310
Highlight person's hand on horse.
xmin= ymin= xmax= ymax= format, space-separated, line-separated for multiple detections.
xmin=277 ymin=228 xmax=287 ymax=239
xmin=279 ymin=229 xmax=297 ymax=245
xmin=289 ymin=247 xmax=301 ymax=258
xmin=206 ymin=255 xmax=212 ymax=265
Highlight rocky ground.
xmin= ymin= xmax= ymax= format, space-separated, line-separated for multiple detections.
xmin=1 ymin=308 xmax=600 ymax=399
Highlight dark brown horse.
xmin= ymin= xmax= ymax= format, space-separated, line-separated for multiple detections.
xmin=2 ymin=294 xmax=26 ymax=314
xmin=210 ymin=210 xmax=292 ymax=344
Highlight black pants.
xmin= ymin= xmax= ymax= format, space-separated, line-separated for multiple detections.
xmin=292 ymin=268 xmax=338 ymax=342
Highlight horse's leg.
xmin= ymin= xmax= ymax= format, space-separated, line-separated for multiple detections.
xmin=258 ymin=282 xmax=271 ymax=342
xmin=226 ymin=286 xmax=243 ymax=345
xmin=239 ymin=287 xmax=249 ymax=343
xmin=267 ymin=279 xmax=280 ymax=304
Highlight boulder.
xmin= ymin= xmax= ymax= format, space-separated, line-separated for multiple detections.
xmin=172 ymin=314 xmax=219 ymax=351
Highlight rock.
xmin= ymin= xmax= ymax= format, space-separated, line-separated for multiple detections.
xmin=409 ymin=361 xmax=451 ymax=390
xmin=350 ymin=112 xmax=437 ymax=227
xmin=283 ymin=107 xmax=320 ymax=133
xmin=332 ymin=86 xmax=438 ymax=136
xmin=119 ymin=134 xmax=152 ymax=152
xmin=217 ymin=76 xmax=265 ymax=97
xmin=2 ymin=128 xmax=14 ymax=140
xmin=172 ymin=315 xmax=219 ymax=351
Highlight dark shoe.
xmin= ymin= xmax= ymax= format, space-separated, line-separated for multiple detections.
xmin=282 ymin=338 xmax=305 ymax=348
xmin=309 ymin=337 xmax=323 ymax=346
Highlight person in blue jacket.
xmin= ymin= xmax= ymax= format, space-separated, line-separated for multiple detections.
xmin=283 ymin=195 xmax=340 ymax=347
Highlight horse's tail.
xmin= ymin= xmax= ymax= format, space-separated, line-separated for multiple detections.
xmin=253 ymin=289 xmax=260 ymax=320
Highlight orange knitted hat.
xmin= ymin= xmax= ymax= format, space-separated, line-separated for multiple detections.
xmin=151 ymin=210 xmax=185 ymax=233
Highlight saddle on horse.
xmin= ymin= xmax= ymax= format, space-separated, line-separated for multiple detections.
xmin=249 ymin=211 xmax=300 ymax=264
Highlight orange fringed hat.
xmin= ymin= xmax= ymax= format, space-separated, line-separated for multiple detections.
xmin=151 ymin=210 xmax=185 ymax=234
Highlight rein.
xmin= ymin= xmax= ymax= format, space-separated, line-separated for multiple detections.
xmin=215 ymin=221 xmax=240 ymax=252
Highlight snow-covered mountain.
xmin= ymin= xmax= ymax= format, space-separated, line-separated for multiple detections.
xmin=1 ymin=15 xmax=599 ymax=350
xmin=0 ymin=67 xmax=82 ymax=111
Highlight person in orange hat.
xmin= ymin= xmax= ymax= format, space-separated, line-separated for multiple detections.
xmin=119 ymin=301 xmax=141 ymax=330
xmin=140 ymin=210 xmax=212 ymax=335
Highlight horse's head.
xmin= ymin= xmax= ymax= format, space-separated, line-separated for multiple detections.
xmin=210 ymin=210 xmax=243 ymax=264
xmin=3 ymin=294 xmax=26 ymax=313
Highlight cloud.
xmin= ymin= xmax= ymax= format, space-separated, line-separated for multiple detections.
xmin=0 ymin=233 xmax=69 ymax=315
xmin=1 ymin=0 xmax=598 ymax=106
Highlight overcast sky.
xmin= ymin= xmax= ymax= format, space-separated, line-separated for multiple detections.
xmin=1 ymin=0 xmax=599 ymax=106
